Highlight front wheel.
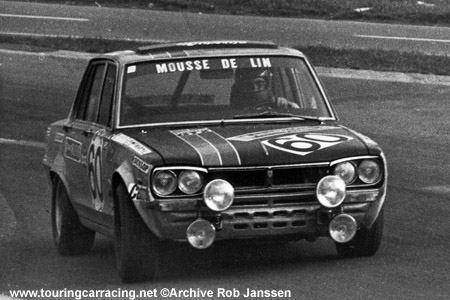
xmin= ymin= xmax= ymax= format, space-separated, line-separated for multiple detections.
xmin=114 ymin=183 xmax=161 ymax=283
xmin=336 ymin=208 xmax=384 ymax=258
xmin=52 ymin=178 xmax=95 ymax=256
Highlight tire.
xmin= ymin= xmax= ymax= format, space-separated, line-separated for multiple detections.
xmin=114 ymin=183 xmax=160 ymax=283
xmin=336 ymin=208 xmax=384 ymax=258
xmin=52 ymin=178 xmax=95 ymax=256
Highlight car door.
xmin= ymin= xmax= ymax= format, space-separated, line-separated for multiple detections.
xmin=63 ymin=60 xmax=117 ymax=222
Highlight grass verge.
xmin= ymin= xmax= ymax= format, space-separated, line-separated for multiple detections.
xmin=8 ymin=0 xmax=450 ymax=26
xmin=2 ymin=33 xmax=450 ymax=76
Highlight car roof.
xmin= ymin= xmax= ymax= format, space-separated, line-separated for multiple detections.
xmin=96 ymin=40 xmax=306 ymax=64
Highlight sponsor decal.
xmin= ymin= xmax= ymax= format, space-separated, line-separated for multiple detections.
xmin=127 ymin=65 xmax=136 ymax=74
xmin=154 ymin=57 xmax=271 ymax=74
xmin=262 ymin=133 xmax=353 ymax=156
xmin=128 ymin=183 xmax=138 ymax=201
xmin=228 ymin=126 xmax=336 ymax=142
xmin=111 ymin=133 xmax=152 ymax=156
xmin=172 ymin=128 xmax=211 ymax=136
xmin=64 ymin=137 xmax=82 ymax=163
xmin=177 ymin=41 xmax=248 ymax=47
xmin=133 ymin=156 xmax=150 ymax=174
xmin=129 ymin=57 xmax=275 ymax=75
xmin=171 ymin=128 xmax=241 ymax=166
xmin=88 ymin=134 xmax=104 ymax=211
xmin=156 ymin=60 xmax=210 ymax=73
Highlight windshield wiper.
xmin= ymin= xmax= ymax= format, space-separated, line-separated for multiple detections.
xmin=233 ymin=111 xmax=323 ymax=123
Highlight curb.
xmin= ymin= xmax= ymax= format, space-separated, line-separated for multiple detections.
xmin=316 ymin=67 xmax=450 ymax=86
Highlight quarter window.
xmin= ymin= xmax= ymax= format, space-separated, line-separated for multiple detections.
xmin=74 ymin=62 xmax=116 ymax=127
xmin=85 ymin=64 xmax=106 ymax=123
xmin=98 ymin=65 xmax=117 ymax=127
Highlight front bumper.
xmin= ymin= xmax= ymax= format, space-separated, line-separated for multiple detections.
xmin=134 ymin=186 xmax=386 ymax=242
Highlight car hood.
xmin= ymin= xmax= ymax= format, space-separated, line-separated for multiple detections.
xmin=123 ymin=123 xmax=380 ymax=167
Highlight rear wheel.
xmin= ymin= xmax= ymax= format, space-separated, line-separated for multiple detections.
xmin=336 ymin=208 xmax=384 ymax=258
xmin=114 ymin=183 xmax=161 ymax=283
xmin=52 ymin=178 xmax=95 ymax=255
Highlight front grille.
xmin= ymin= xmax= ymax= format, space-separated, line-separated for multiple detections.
xmin=207 ymin=169 xmax=267 ymax=189
xmin=231 ymin=192 xmax=316 ymax=206
xmin=207 ymin=164 xmax=329 ymax=191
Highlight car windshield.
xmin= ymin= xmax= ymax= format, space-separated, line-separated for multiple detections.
xmin=119 ymin=56 xmax=332 ymax=127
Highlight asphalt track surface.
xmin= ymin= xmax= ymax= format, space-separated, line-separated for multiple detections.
xmin=2 ymin=46 xmax=450 ymax=300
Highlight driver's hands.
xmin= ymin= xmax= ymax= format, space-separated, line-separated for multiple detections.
xmin=275 ymin=97 xmax=300 ymax=109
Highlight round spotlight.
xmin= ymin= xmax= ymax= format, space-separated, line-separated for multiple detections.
xmin=203 ymin=179 xmax=234 ymax=211
xmin=329 ymin=214 xmax=357 ymax=243
xmin=316 ymin=175 xmax=346 ymax=208
xmin=186 ymin=219 xmax=216 ymax=249
xmin=152 ymin=170 xmax=177 ymax=196
xmin=178 ymin=170 xmax=204 ymax=195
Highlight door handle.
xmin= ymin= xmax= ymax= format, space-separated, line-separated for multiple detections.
xmin=63 ymin=123 xmax=72 ymax=132
xmin=83 ymin=129 xmax=93 ymax=136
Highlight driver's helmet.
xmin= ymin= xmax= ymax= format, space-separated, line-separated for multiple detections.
xmin=231 ymin=68 xmax=274 ymax=107
xmin=234 ymin=68 xmax=272 ymax=92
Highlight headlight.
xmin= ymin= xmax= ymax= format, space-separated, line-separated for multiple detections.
xmin=152 ymin=170 xmax=177 ymax=196
xmin=358 ymin=160 xmax=381 ymax=184
xmin=316 ymin=175 xmax=346 ymax=208
xmin=333 ymin=162 xmax=356 ymax=184
xmin=203 ymin=179 xmax=234 ymax=211
xmin=178 ymin=170 xmax=204 ymax=194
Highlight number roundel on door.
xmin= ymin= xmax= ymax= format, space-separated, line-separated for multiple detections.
xmin=88 ymin=135 xmax=104 ymax=211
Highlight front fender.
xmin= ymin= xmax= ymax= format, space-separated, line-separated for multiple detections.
xmin=112 ymin=160 xmax=162 ymax=238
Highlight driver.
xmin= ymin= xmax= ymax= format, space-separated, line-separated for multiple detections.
xmin=231 ymin=68 xmax=300 ymax=109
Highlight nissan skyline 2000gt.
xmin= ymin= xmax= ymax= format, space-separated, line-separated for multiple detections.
xmin=43 ymin=40 xmax=387 ymax=282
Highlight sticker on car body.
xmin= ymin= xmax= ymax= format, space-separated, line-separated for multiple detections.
xmin=88 ymin=134 xmax=104 ymax=211
xmin=111 ymin=133 xmax=152 ymax=156
xmin=262 ymin=133 xmax=353 ymax=156
xmin=128 ymin=183 xmax=138 ymax=200
xmin=227 ymin=126 xmax=337 ymax=142
xmin=171 ymin=128 xmax=241 ymax=166
xmin=133 ymin=156 xmax=150 ymax=174
xmin=64 ymin=137 xmax=82 ymax=163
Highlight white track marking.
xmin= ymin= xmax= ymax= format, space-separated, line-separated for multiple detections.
xmin=422 ymin=185 xmax=450 ymax=195
xmin=0 ymin=13 xmax=89 ymax=22
xmin=0 ymin=138 xmax=45 ymax=149
xmin=0 ymin=294 xmax=21 ymax=300
xmin=356 ymin=34 xmax=450 ymax=43
xmin=0 ymin=191 xmax=17 ymax=244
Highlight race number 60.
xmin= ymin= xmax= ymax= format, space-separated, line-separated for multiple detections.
xmin=88 ymin=137 xmax=103 ymax=210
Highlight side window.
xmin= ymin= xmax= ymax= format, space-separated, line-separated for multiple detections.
xmin=98 ymin=65 xmax=117 ymax=127
xmin=75 ymin=63 xmax=106 ymax=121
